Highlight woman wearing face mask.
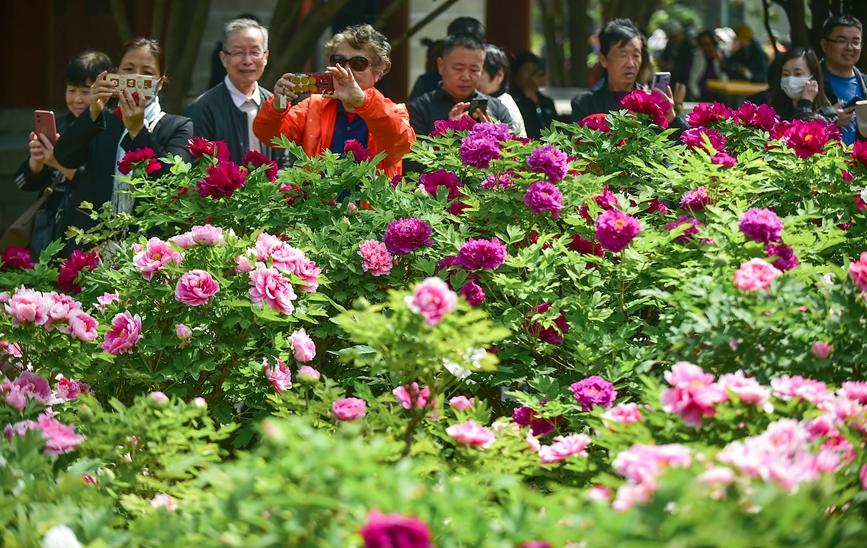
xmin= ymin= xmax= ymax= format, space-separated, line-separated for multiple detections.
xmin=769 ymin=48 xmax=836 ymax=122
xmin=54 ymin=38 xmax=193 ymax=249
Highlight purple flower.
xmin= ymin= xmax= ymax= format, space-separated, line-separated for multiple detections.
xmin=481 ymin=170 xmax=517 ymax=190
xmin=359 ymin=509 xmax=432 ymax=548
xmin=665 ymin=216 xmax=705 ymax=243
xmin=512 ymin=405 xmax=561 ymax=437
xmin=419 ymin=170 xmax=463 ymax=201
xmin=681 ymin=127 xmax=726 ymax=153
xmin=569 ymin=376 xmax=617 ymax=412
xmin=470 ymin=122 xmax=514 ymax=141
xmin=766 ymin=243 xmax=799 ymax=271
xmin=523 ymin=181 xmax=563 ymax=218
xmin=711 ymin=151 xmax=737 ymax=167
xmin=459 ymin=281 xmax=485 ymax=305
xmin=527 ymin=145 xmax=568 ymax=182
xmin=595 ymin=209 xmax=641 ymax=252
xmin=524 ymin=303 xmax=568 ymax=344
xmin=459 ymin=133 xmax=502 ymax=168
xmin=679 ymin=187 xmax=712 ymax=210
xmin=382 ymin=218 xmax=434 ymax=256
xmin=733 ymin=102 xmax=778 ymax=131
xmin=456 ymin=237 xmax=507 ymax=270
xmin=739 ymin=208 xmax=783 ymax=243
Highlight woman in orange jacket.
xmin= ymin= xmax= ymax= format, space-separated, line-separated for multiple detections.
xmin=253 ymin=24 xmax=415 ymax=178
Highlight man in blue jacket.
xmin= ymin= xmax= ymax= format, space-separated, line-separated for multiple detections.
xmin=820 ymin=14 xmax=866 ymax=146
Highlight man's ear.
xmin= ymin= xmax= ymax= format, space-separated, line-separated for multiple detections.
xmin=437 ymin=57 xmax=445 ymax=75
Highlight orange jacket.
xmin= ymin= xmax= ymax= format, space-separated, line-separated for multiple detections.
xmin=253 ymin=87 xmax=415 ymax=178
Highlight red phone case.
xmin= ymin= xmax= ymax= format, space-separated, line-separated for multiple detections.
xmin=33 ymin=110 xmax=57 ymax=145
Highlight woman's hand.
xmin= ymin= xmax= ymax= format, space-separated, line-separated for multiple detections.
xmin=89 ymin=71 xmax=114 ymax=121
xmin=802 ymin=80 xmax=819 ymax=102
xmin=326 ymin=64 xmax=364 ymax=109
xmin=118 ymin=87 xmax=146 ymax=139
xmin=28 ymin=132 xmax=76 ymax=179
xmin=273 ymin=73 xmax=298 ymax=111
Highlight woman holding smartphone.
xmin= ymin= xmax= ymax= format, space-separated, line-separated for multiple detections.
xmin=54 ymin=38 xmax=193 ymax=248
xmin=14 ymin=51 xmax=113 ymax=255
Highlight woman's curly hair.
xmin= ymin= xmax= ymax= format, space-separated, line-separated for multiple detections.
xmin=325 ymin=24 xmax=392 ymax=75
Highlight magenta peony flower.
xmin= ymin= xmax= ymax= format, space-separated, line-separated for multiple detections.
xmin=249 ymin=264 xmax=297 ymax=315
xmin=523 ymin=181 xmax=563 ymax=218
xmin=133 ymin=237 xmax=183 ymax=281
xmin=4 ymin=412 xmax=84 ymax=455
xmin=382 ymin=218 xmax=434 ymax=256
xmin=243 ymin=150 xmax=278 ymax=182
xmin=660 ymin=361 xmax=728 ymax=427
xmin=527 ymin=144 xmax=568 ymax=182
xmin=262 ymin=358 xmax=292 ymax=391
xmin=850 ymin=251 xmax=867 ymax=291
xmin=576 ymin=115 xmax=611 ymax=133
xmin=58 ymin=250 xmax=101 ymax=293
xmin=0 ymin=246 xmax=34 ymax=271
xmin=290 ymin=328 xmax=316 ymax=362
xmin=2 ymin=371 xmax=50 ymax=410
xmin=621 ymin=89 xmax=670 ymax=127
xmin=358 ymin=239 xmax=393 ymax=277
xmin=679 ymin=187 xmax=712 ymax=210
xmin=600 ymin=402 xmax=643 ymax=425
xmin=524 ymin=303 xmax=568 ymax=344
xmin=852 ymin=141 xmax=867 ymax=165
xmin=101 ymin=311 xmax=142 ymax=355
xmin=359 ymin=509 xmax=432 ymax=548
xmin=393 ymin=382 xmax=432 ymax=410
xmin=459 ymin=133 xmax=502 ymax=168
xmin=175 ymin=270 xmax=220 ymax=306
xmin=459 ymin=281 xmax=485 ymax=306
xmin=665 ymin=216 xmax=705 ymax=243
xmin=332 ymin=397 xmax=366 ymax=420
xmin=688 ymin=101 xmax=731 ymax=127
xmin=733 ymin=258 xmax=782 ymax=291
xmin=739 ymin=207 xmax=783 ymax=243
xmin=117 ymin=147 xmax=161 ymax=175
xmin=595 ymin=209 xmax=641 ymax=252
xmin=470 ymin=122 xmax=514 ymax=141
xmin=343 ymin=139 xmax=371 ymax=162
xmin=733 ymin=102 xmax=778 ymax=131
xmin=196 ymin=160 xmax=246 ymax=200
xmin=578 ymin=184 xmax=620 ymax=222
xmin=481 ymin=169 xmax=517 ymax=190
xmin=431 ymin=116 xmax=475 ymax=135
xmin=569 ymin=375 xmax=617 ymax=412
xmin=456 ymin=237 xmax=507 ymax=270
xmin=187 ymin=137 xmax=230 ymax=161
xmin=711 ymin=151 xmax=737 ymax=166
xmin=681 ymin=127 xmax=727 ymax=153
xmin=784 ymin=118 xmax=838 ymax=158
xmin=566 ymin=234 xmax=605 ymax=258
xmin=446 ymin=418 xmax=496 ymax=447
xmin=52 ymin=374 xmax=90 ymax=403
xmin=419 ymin=169 xmax=463 ymax=201
xmin=449 ymin=395 xmax=474 ymax=410
xmin=538 ymin=433 xmax=592 ymax=464
xmin=297 ymin=365 xmax=321 ymax=383
xmin=765 ymin=243 xmax=798 ymax=271
xmin=405 ymin=277 xmax=458 ymax=326
xmin=770 ymin=119 xmax=793 ymax=141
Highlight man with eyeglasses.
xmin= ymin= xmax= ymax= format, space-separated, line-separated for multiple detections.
xmin=185 ymin=18 xmax=285 ymax=165
xmin=253 ymin=24 xmax=414 ymax=178
xmin=820 ymin=14 xmax=866 ymax=146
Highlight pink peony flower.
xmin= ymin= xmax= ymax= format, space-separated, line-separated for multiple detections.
xmin=196 ymin=160 xmax=246 ymax=200
xmin=733 ymin=102 xmax=778 ymax=131
xmin=52 ymin=374 xmax=90 ymax=403
xmin=249 ymin=264 xmax=297 ymax=315
xmin=612 ymin=482 xmax=654 ymax=512
xmin=3 ymin=371 xmax=51 ymax=410
xmin=665 ymin=216 xmax=705 ymax=243
xmin=523 ymin=181 xmax=563 ymax=218
xmin=57 ymin=250 xmax=101 ymax=293
xmin=765 ymin=243 xmax=799 ymax=271
xmin=600 ymin=402 xmax=643 ymax=425
xmin=849 ymin=251 xmax=867 ymax=292
xmin=698 ymin=466 xmax=736 ymax=487
xmin=187 ymin=136 xmax=230 ymax=161
xmin=538 ymin=433 xmax=592 ymax=464
xmin=733 ymin=258 xmax=782 ymax=292
xmin=175 ymin=324 xmax=192 ymax=339
xmin=234 ymin=255 xmax=254 ymax=273
xmin=460 ymin=133 xmax=502 ymax=168
xmin=718 ymin=370 xmax=772 ymax=411
xmin=784 ymin=118 xmax=838 ymax=158
xmin=297 ymin=365 xmax=321 ymax=382
xmin=150 ymin=391 xmax=168 ymax=403
xmin=595 ymin=209 xmax=641 ymax=252
xmin=382 ymin=218 xmax=434 ymax=256
xmin=456 ymin=237 xmax=507 ymax=270
xmin=613 ymin=443 xmax=693 ymax=485
xmin=5 ymin=287 xmax=50 ymax=326
xmin=175 ymin=270 xmax=220 ymax=306
xmin=431 ymin=116 xmax=475 ymax=135
xmin=101 ymin=311 xmax=142 ymax=355
xmin=770 ymin=375 xmax=833 ymax=404
xmin=189 ymin=224 xmax=226 ymax=245
xmin=359 ymin=509 xmax=432 ymax=548
xmin=569 ymin=375 xmax=617 ymax=412
xmin=133 ymin=237 xmax=183 ymax=281
xmin=840 ymin=381 xmax=867 ymax=404
xmin=446 ymin=418 xmax=496 ymax=447
xmin=861 ymin=464 xmax=867 ymax=490
xmin=66 ymin=310 xmax=99 ymax=342
xmin=739 ymin=208 xmax=783 ymax=243
xmin=243 ymin=150 xmax=278 ymax=182
xmin=290 ymin=328 xmax=316 ymax=362
xmin=343 ymin=139 xmax=371 ymax=162
xmin=358 ymin=239 xmax=393 ymax=277
xmin=711 ymin=151 xmax=737 ymax=166
xmin=679 ymin=187 xmax=712 ymax=210
xmin=527 ymin=144 xmax=569 ymax=182
xmin=578 ymin=184 xmax=620 ymax=222
xmin=332 ymin=397 xmax=366 ymax=420
xmin=687 ymin=101 xmax=731 ymax=127
xmin=151 ymin=493 xmax=178 ymax=512
xmin=661 ymin=361 xmax=728 ymax=427
xmin=262 ymin=358 xmax=292 ymax=391
xmin=404 ymin=277 xmax=458 ymax=327
xmin=459 ymin=281 xmax=485 ymax=306
xmin=449 ymin=395 xmax=474 ymax=410
xmin=4 ymin=412 xmax=85 ymax=455
xmin=812 ymin=341 xmax=832 ymax=359
xmin=621 ymin=89 xmax=670 ymax=127
xmin=393 ymin=382 xmax=432 ymax=410
xmin=681 ymin=127 xmax=726 ymax=153
xmin=117 ymin=147 xmax=161 ymax=175
xmin=96 ymin=291 xmax=120 ymax=310
xmin=524 ymin=303 xmax=568 ymax=344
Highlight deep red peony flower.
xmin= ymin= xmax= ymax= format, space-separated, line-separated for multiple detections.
xmin=687 ymin=101 xmax=731 ymax=127
xmin=621 ymin=89 xmax=670 ymax=127
xmin=187 ymin=137 xmax=230 ymax=161
xmin=243 ymin=150 xmax=278 ymax=182
xmin=196 ymin=161 xmax=247 ymax=200
xmin=733 ymin=102 xmax=778 ymax=131
xmin=344 ymin=139 xmax=372 ymax=162
xmin=1 ymin=247 xmax=35 ymax=271
xmin=117 ymin=147 xmax=161 ymax=176
xmin=58 ymin=250 xmax=102 ymax=293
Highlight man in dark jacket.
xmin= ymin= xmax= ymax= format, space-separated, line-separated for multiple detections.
xmin=184 ymin=18 xmax=285 ymax=165
xmin=819 ymin=14 xmax=865 ymax=145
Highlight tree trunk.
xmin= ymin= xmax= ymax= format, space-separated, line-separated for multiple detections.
xmin=161 ymin=0 xmax=212 ymax=113
xmin=538 ymin=0 xmax=569 ymax=87
xmin=110 ymin=0 xmax=134 ymax=43
xmin=600 ymin=0 xmax=661 ymax=30
xmin=567 ymin=0 xmax=592 ymax=87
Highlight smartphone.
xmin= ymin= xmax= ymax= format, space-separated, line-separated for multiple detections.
xmin=651 ymin=72 xmax=671 ymax=92
xmin=33 ymin=110 xmax=57 ymax=144
xmin=290 ymin=73 xmax=334 ymax=95
xmin=842 ymin=96 xmax=863 ymax=110
xmin=468 ymin=98 xmax=488 ymax=120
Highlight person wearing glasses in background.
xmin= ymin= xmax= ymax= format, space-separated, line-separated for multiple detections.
xmin=820 ymin=14 xmax=866 ymax=146
xmin=253 ymin=24 xmax=415 ymax=178
xmin=185 ymin=18 xmax=285 ymax=165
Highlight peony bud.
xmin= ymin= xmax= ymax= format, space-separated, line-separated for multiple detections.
xmin=812 ymin=341 xmax=832 ymax=359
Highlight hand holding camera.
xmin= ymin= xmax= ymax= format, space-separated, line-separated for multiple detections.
xmin=274 ymin=72 xmax=335 ymax=110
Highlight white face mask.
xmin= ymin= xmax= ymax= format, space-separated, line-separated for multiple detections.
xmin=780 ymin=75 xmax=812 ymax=99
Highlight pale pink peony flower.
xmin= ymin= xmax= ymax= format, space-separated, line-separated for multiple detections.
xmin=101 ymin=311 xmax=142 ymax=355
xmin=446 ymin=418 xmax=496 ymax=447
xmin=290 ymin=328 xmax=316 ymax=362
xmin=262 ymin=358 xmax=292 ymax=391
xmin=812 ymin=341 xmax=832 ymax=359
xmin=133 ymin=237 xmax=183 ymax=281
xmin=588 ymin=485 xmax=612 ymax=501
xmin=733 ymin=258 xmax=782 ymax=291
xmin=249 ymin=264 xmax=297 ymax=315
xmin=65 ymin=310 xmax=99 ymax=342
xmin=861 ymin=464 xmax=867 ymax=490
xmin=253 ymin=233 xmax=319 ymax=290
xmin=5 ymin=287 xmax=49 ymax=326
xmin=189 ymin=224 xmax=226 ymax=245
xmin=449 ymin=395 xmax=474 ymax=411
xmin=849 ymin=251 xmax=867 ymax=291
xmin=175 ymin=270 xmax=220 ymax=306
xmin=613 ymin=443 xmax=692 ymax=486
xmin=234 ymin=255 xmax=254 ymax=273
xmin=194 ymin=397 xmax=206 ymax=408
xmin=405 ymin=277 xmax=458 ymax=326
xmin=698 ymin=466 xmax=736 ymax=486
xmin=600 ymin=402 xmax=644 ymax=425
xmin=612 ymin=482 xmax=654 ymax=512
xmin=358 ymin=239 xmax=393 ymax=277
xmin=718 ymin=370 xmax=773 ymax=412
xmin=96 ymin=291 xmax=120 ymax=310
xmin=43 ymin=292 xmax=82 ymax=331
xmin=840 ymin=381 xmax=867 ymax=404
xmin=661 ymin=361 xmax=728 ymax=427
xmin=332 ymin=397 xmax=366 ymax=420
xmin=538 ymin=433 xmax=592 ymax=464
xmin=169 ymin=232 xmax=194 ymax=249
xmin=150 ymin=391 xmax=168 ymax=404
xmin=151 ymin=493 xmax=178 ymax=512
xmin=297 ymin=365 xmax=321 ymax=382
xmin=175 ymin=324 xmax=192 ymax=339
xmin=393 ymin=382 xmax=432 ymax=409
xmin=3 ymin=371 xmax=51 ymax=410
xmin=4 ymin=412 xmax=85 ymax=455
xmin=770 ymin=374 xmax=833 ymax=404
xmin=526 ymin=431 xmax=541 ymax=451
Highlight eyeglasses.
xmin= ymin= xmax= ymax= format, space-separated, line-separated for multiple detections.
xmin=826 ymin=38 xmax=862 ymax=49
xmin=330 ymin=54 xmax=371 ymax=72
xmin=223 ymin=50 xmax=266 ymax=60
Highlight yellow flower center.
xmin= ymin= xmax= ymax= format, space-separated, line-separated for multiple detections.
xmin=614 ymin=219 xmax=625 ymax=229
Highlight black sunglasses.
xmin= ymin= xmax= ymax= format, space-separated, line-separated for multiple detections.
xmin=330 ymin=54 xmax=371 ymax=72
